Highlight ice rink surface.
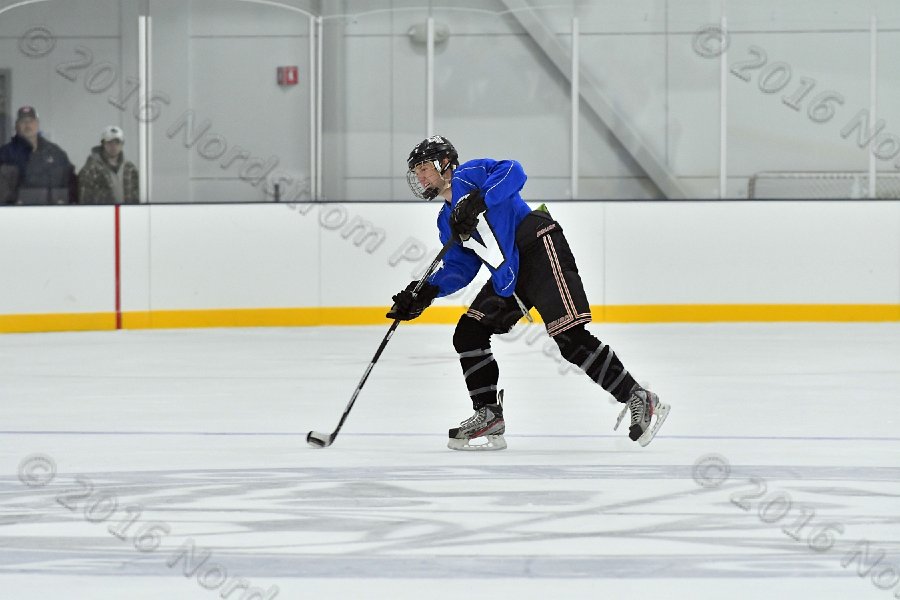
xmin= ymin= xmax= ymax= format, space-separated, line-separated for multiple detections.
xmin=1 ymin=322 xmax=899 ymax=599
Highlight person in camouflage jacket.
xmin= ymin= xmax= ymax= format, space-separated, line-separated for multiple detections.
xmin=78 ymin=125 xmax=139 ymax=204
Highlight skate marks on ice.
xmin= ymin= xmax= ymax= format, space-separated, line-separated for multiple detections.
xmin=1 ymin=463 xmax=899 ymax=580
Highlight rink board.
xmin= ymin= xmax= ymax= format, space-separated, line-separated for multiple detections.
xmin=0 ymin=201 xmax=898 ymax=332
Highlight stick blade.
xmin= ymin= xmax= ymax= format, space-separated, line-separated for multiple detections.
xmin=306 ymin=431 xmax=333 ymax=448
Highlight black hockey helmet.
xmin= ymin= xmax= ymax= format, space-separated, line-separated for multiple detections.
xmin=406 ymin=135 xmax=459 ymax=200
xmin=407 ymin=135 xmax=459 ymax=171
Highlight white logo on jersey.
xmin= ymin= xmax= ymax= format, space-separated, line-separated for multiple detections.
xmin=461 ymin=214 xmax=504 ymax=270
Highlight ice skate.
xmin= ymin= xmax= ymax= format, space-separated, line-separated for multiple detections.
xmin=614 ymin=385 xmax=670 ymax=447
xmin=448 ymin=390 xmax=507 ymax=451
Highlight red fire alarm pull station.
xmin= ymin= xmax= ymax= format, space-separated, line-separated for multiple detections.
xmin=277 ymin=66 xmax=299 ymax=86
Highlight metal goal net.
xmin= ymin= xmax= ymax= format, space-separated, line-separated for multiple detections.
xmin=748 ymin=171 xmax=900 ymax=199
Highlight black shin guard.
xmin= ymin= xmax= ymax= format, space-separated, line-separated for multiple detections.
xmin=553 ymin=325 xmax=636 ymax=402
xmin=453 ymin=315 xmax=499 ymax=409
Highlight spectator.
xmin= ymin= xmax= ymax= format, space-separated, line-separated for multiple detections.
xmin=0 ymin=164 xmax=16 ymax=205
xmin=0 ymin=106 xmax=76 ymax=204
xmin=78 ymin=125 xmax=139 ymax=205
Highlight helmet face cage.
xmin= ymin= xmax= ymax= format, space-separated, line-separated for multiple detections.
xmin=406 ymin=136 xmax=458 ymax=200
xmin=407 ymin=165 xmax=441 ymax=200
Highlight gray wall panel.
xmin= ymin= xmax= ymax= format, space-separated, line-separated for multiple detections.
xmin=2 ymin=0 xmax=899 ymax=201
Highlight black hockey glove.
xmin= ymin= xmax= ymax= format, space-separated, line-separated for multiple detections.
xmin=449 ymin=191 xmax=486 ymax=241
xmin=386 ymin=280 xmax=440 ymax=321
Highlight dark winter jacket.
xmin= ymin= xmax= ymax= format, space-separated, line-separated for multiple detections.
xmin=0 ymin=134 xmax=76 ymax=203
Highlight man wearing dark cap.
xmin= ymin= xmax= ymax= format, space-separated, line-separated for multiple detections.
xmin=0 ymin=106 xmax=76 ymax=204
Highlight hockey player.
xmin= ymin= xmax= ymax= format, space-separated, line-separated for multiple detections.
xmin=388 ymin=136 xmax=669 ymax=450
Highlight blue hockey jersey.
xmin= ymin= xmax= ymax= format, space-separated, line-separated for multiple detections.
xmin=427 ymin=158 xmax=533 ymax=298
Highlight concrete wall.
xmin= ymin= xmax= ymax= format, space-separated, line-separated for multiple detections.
xmin=2 ymin=0 xmax=900 ymax=201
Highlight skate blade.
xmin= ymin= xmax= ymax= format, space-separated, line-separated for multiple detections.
xmin=447 ymin=434 xmax=507 ymax=451
xmin=637 ymin=402 xmax=670 ymax=447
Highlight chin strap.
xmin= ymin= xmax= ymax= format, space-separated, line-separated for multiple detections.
xmin=434 ymin=161 xmax=452 ymax=197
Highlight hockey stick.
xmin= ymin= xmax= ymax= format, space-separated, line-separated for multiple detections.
xmin=307 ymin=237 xmax=456 ymax=448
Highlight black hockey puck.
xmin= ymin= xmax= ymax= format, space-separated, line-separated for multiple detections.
xmin=306 ymin=431 xmax=329 ymax=448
